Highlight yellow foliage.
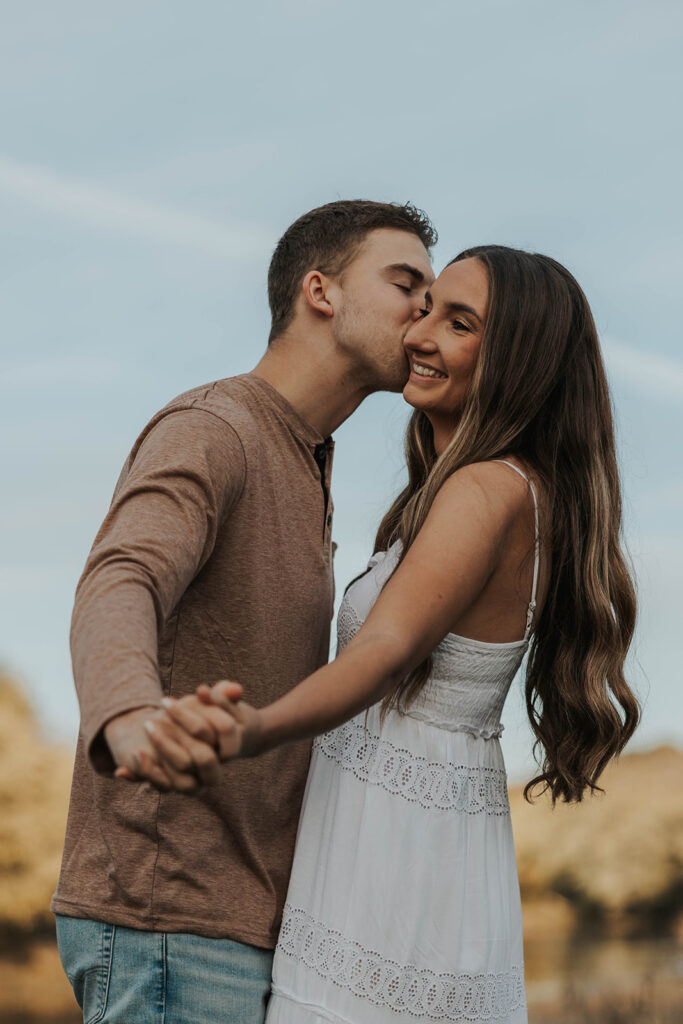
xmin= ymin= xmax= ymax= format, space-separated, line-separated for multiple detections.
xmin=511 ymin=746 xmax=683 ymax=922
xmin=0 ymin=672 xmax=73 ymax=932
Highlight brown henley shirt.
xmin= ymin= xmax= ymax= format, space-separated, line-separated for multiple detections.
xmin=51 ymin=374 xmax=335 ymax=948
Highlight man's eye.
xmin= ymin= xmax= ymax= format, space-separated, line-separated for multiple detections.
xmin=395 ymin=284 xmax=412 ymax=294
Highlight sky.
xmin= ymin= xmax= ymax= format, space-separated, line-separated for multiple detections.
xmin=0 ymin=0 xmax=681 ymax=781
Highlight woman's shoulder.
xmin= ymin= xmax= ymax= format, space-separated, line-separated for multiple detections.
xmin=434 ymin=458 xmax=537 ymax=519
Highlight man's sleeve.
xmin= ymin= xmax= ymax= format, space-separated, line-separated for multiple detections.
xmin=70 ymin=407 xmax=246 ymax=771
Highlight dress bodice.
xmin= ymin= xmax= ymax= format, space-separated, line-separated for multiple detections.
xmin=337 ymin=542 xmax=528 ymax=738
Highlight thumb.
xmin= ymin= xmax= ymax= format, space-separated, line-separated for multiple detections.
xmin=198 ymin=680 xmax=244 ymax=705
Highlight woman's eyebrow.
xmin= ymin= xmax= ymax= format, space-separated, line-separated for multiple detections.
xmin=442 ymin=300 xmax=484 ymax=324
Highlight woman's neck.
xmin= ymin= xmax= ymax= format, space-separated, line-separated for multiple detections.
xmin=426 ymin=412 xmax=459 ymax=457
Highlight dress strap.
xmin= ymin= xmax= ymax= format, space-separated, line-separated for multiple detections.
xmin=491 ymin=460 xmax=540 ymax=641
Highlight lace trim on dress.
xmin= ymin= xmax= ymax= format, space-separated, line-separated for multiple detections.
xmin=315 ymin=720 xmax=510 ymax=815
xmin=277 ymin=905 xmax=527 ymax=1021
xmin=336 ymin=602 xmax=364 ymax=652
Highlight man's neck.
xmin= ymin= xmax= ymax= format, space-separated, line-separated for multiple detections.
xmin=251 ymin=337 xmax=377 ymax=438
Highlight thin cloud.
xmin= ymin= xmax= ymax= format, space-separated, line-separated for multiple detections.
xmin=0 ymin=155 xmax=274 ymax=259
xmin=603 ymin=338 xmax=683 ymax=402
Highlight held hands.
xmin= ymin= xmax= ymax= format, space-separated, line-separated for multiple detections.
xmin=112 ymin=681 xmax=262 ymax=792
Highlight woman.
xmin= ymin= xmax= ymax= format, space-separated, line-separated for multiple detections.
xmin=152 ymin=246 xmax=638 ymax=1023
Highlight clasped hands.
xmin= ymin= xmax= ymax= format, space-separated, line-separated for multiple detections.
xmin=107 ymin=681 xmax=260 ymax=792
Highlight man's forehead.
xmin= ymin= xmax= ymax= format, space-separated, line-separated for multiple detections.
xmin=359 ymin=228 xmax=434 ymax=278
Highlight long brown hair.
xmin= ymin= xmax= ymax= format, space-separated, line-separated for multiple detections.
xmin=375 ymin=245 xmax=638 ymax=804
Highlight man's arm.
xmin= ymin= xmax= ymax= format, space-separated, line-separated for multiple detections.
xmin=72 ymin=406 xmax=246 ymax=773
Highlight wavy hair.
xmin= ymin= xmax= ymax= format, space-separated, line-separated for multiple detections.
xmin=374 ymin=245 xmax=638 ymax=804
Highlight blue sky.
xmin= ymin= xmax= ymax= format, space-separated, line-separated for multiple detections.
xmin=1 ymin=0 xmax=681 ymax=779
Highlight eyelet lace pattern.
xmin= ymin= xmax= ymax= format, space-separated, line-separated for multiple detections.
xmin=336 ymin=601 xmax=364 ymax=651
xmin=277 ymin=905 xmax=527 ymax=1021
xmin=336 ymin=576 xmax=522 ymax=739
xmin=315 ymin=720 xmax=510 ymax=815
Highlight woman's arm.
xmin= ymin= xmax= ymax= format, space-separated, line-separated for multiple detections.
xmin=244 ymin=460 xmax=526 ymax=752
xmin=146 ymin=461 xmax=528 ymax=770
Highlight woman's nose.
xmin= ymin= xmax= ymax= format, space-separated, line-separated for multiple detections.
xmin=404 ymin=316 xmax=437 ymax=352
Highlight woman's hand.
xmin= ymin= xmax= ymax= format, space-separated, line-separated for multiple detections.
xmin=196 ymin=681 xmax=264 ymax=758
xmin=135 ymin=681 xmax=264 ymax=786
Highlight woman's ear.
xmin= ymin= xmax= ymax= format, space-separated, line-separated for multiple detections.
xmin=302 ymin=270 xmax=335 ymax=318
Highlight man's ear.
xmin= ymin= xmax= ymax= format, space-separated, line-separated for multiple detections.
xmin=302 ymin=270 xmax=335 ymax=319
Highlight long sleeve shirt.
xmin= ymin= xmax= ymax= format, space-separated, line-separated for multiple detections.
xmin=52 ymin=374 xmax=335 ymax=947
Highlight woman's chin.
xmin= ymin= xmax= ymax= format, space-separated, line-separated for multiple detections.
xmin=401 ymin=382 xmax=421 ymax=409
xmin=402 ymin=381 xmax=431 ymax=410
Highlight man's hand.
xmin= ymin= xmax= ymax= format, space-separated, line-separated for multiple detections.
xmin=111 ymin=682 xmax=246 ymax=790
xmin=105 ymin=684 xmax=239 ymax=790
xmin=104 ymin=705 xmax=203 ymax=791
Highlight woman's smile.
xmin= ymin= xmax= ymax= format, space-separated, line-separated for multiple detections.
xmin=409 ymin=358 xmax=448 ymax=382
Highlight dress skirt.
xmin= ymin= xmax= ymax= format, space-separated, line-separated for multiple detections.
xmin=265 ymin=703 xmax=528 ymax=1024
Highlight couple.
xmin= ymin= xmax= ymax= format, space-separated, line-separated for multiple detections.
xmin=53 ymin=199 xmax=638 ymax=1024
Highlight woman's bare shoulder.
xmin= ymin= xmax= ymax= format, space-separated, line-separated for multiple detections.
xmin=431 ymin=459 xmax=533 ymax=523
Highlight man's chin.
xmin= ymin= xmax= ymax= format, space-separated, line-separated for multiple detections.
xmin=380 ymin=363 xmax=411 ymax=394
xmin=373 ymin=372 xmax=409 ymax=394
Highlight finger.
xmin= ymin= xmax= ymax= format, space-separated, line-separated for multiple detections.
xmin=145 ymin=720 xmax=195 ymax=773
xmin=159 ymin=699 xmax=218 ymax=746
xmin=216 ymin=728 xmax=243 ymax=761
xmin=178 ymin=699 xmax=243 ymax=759
xmin=209 ymin=716 xmax=243 ymax=761
xmin=114 ymin=766 xmax=138 ymax=781
xmin=185 ymin=741 xmax=222 ymax=786
xmin=194 ymin=703 xmax=246 ymax=753
xmin=205 ymin=685 xmax=240 ymax=713
xmin=168 ymin=703 xmax=244 ymax=766
xmin=170 ymin=729 xmax=222 ymax=786
xmin=146 ymin=720 xmax=219 ymax=786
xmin=136 ymin=749 xmax=173 ymax=791
xmin=199 ymin=680 xmax=244 ymax=707
xmin=137 ymin=749 xmax=197 ymax=793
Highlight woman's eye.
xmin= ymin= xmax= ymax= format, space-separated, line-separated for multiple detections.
xmin=451 ymin=319 xmax=470 ymax=331
xmin=395 ymin=284 xmax=412 ymax=294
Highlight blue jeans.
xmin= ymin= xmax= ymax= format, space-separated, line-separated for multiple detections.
xmin=56 ymin=915 xmax=274 ymax=1024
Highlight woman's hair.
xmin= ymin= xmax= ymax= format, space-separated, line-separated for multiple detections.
xmin=374 ymin=245 xmax=638 ymax=804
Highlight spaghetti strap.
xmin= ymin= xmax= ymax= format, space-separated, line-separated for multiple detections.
xmin=491 ymin=459 xmax=540 ymax=641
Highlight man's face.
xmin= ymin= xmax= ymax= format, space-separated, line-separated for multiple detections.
xmin=332 ymin=229 xmax=435 ymax=391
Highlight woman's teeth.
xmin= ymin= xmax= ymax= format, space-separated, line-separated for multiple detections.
xmin=413 ymin=361 xmax=446 ymax=379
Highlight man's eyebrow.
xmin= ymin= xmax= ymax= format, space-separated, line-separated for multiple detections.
xmin=385 ymin=262 xmax=427 ymax=284
xmin=425 ymin=293 xmax=484 ymax=324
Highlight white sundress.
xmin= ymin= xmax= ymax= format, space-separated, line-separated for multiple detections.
xmin=265 ymin=461 xmax=539 ymax=1024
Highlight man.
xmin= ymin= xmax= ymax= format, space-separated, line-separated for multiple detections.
xmin=52 ymin=199 xmax=436 ymax=1023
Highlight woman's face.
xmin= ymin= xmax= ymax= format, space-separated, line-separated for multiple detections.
xmin=402 ymin=257 xmax=488 ymax=423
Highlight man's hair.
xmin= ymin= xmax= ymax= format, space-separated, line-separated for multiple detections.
xmin=267 ymin=200 xmax=437 ymax=344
